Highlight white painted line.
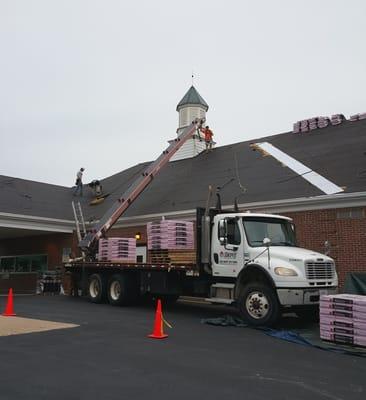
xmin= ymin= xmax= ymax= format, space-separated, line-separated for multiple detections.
xmin=254 ymin=142 xmax=344 ymax=195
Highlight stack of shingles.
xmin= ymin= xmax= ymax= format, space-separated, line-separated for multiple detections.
xmin=320 ymin=294 xmax=366 ymax=347
xmin=147 ymin=220 xmax=194 ymax=250
xmin=293 ymin=121 xmax=301 ymax=133
xmin=147 ymin=220 xmax=195 ymax=264
xmin=308 ymin=117 xmax=318 ymax=130
xmin=97 ymin=238 xmax=136 ymax=262
xmin=350 ymin=112 xmax=366 ymax=121
xmin=330 ymin=114 xmax=346 ymax=125
xmin=300 ymin=119 xmax=309 ymax=132
xmin=317 ymin=116 xmax=330 ymax=128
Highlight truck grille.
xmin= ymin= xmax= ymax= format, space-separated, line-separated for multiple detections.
xmin=305 ymin=261 xmax=335 ymax=280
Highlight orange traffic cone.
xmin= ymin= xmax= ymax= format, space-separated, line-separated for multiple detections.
xmin=148 ymin=299 xmax=168 ymax=339
xmin=2 ymin=288 xmax=16 ymax=316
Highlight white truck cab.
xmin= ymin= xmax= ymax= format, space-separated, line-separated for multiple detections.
xmin=209 ymin=212 xmax=338 ymax=325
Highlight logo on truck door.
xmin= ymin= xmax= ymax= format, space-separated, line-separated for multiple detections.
xmin=219 ymin=251 xmax=238 ymax=265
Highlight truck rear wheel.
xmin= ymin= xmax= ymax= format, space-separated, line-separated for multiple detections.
xmin=237 ymin=283 xmax=280 ymax=327
xmin=107 ymin=273 xmax=139 ymax=306
xmin=88 ymin=273 xmax=107 ymax=303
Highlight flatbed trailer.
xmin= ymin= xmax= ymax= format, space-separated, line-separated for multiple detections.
xmin=65 ymin=261 xmax=198 ymax=272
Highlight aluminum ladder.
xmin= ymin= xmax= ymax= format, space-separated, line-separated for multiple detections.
xmin=71 ymin=201 xmax=87 ymax=242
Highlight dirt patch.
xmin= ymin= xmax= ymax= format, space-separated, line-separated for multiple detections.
xmin=0 ymin=316 xmax=78 ymax=336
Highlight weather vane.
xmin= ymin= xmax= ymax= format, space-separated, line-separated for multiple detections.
xmin=191 ymin=71 xmax=194 ymax=86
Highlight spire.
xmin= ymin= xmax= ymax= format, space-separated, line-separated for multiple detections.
xmin=176 ymin=85 xmax=209 ymax=112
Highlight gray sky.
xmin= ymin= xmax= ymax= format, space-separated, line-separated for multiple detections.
xmin=1 ymin=0 xmax=365 ymax=187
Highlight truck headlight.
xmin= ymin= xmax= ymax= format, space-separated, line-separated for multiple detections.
xmin=274 ymin=267 xmax=298 ymax=276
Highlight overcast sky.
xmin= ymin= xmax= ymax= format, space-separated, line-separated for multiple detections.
xmin=1 ymin=0 xmax=365 ymax=187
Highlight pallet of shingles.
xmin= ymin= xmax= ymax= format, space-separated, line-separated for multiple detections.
xmin=320 ymin=294 xmax=366 ymax=347
xmin=98 ymin=238 xmax=136 ymax=262
xmin=147 ymin=220 xmax=194 ymax=250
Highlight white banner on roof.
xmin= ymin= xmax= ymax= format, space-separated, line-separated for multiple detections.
xmin=254 ymin=142 xmax=344 ymax=195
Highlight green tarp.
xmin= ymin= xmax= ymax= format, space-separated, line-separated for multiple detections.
xmin=343 ymin=273 xmax=366 ymax=295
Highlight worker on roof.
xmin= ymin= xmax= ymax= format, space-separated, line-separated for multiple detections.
xmin=200 ymin=125 xmax=214 ymax=152
xmin=73 ymin=168 xmax=85 ymax=196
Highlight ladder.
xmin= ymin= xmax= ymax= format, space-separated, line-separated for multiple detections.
xmin=71 ymin=201 xmax=87 ymax=242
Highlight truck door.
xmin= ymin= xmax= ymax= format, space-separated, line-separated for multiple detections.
xmin=211 ymin=217 xmax=244 ymax=277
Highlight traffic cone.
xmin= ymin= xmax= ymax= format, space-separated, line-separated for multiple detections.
xmin=148 ymin=299 xmax=168 ymax=339
xmin=2 ymin=288 xmax=16 ymax=316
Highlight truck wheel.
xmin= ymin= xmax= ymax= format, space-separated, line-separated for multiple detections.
xmin=88 ymin=273 xmax=107 ymax=303
xmin=237 ymin=283 xmax=280 ymax=327
xmin=107 ymin=273 xmax=139 ymax=306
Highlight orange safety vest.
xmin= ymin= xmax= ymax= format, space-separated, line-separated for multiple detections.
xmin=201 ymin=127 xmax=213 ymax=142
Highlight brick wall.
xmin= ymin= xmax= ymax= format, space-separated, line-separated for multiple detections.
xmin=106 ymin=225 xmax=147 ymax=245
xmin=285 ymin=207 xmax=366 ymax=287
xmin=0 ymin=233 xmax=73 ymax=270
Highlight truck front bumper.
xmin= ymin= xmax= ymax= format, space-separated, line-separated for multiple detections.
xmin=276 ymin=287 xmax=337 ymax=306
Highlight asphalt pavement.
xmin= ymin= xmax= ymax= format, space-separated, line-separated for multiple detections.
xmin=0 ymin=295 xmax=365 ymax=400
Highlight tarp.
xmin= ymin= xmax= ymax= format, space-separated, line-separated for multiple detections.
xmin=201 ymin=315 xmax=366 ymax=358
xmin=343 ymin=273 xmax=366 ymax=295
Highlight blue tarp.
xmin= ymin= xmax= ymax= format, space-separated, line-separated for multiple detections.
xmin=201 ymin=315 xmax=366 ymax=358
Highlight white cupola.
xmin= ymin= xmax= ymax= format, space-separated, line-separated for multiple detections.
xmin=170 ymin=85 xmax=213 ymax=162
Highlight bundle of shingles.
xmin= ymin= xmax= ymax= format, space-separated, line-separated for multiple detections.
xmin=320 ymin=294 xmax=366 ymax=347
xmin=350 ymin=112 xmax=366 ymax=121
xmin=330 ymin=114 xmax=346 ymax=125
xmin=292 ymin=114 xmax=344 ymax=133
xmin=147 ymin=220 xmax=195 ymax=264
xmin=317 ymin=116 xmax=330 ymax=128
xmin=97 ymin=238 xmax=136 ymax=262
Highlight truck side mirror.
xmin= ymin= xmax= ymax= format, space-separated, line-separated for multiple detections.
xmin=263 ymin=237 xmax=271 ymax=247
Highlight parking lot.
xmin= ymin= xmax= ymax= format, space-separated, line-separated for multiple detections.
xmin=0 ymin=295 xmax=365 ymax=400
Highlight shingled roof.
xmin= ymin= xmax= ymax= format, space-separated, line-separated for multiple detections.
xmin=1 ymin=118 xmax=365 ymax=223
xmin=176 ymin=85 xmax=209 ymax=111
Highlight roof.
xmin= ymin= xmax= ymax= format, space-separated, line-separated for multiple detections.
xmin=1 ymin=118 xmax=366 ymax=223
xmin=176 ymin=86 xmax=209 ymax=111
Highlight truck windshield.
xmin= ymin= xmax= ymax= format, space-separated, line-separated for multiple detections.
xmin=242 ymin=217 xmax=296 ymax=247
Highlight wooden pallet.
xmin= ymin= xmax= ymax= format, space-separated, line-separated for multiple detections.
xmin=149 ymin=249 xmax=196 ymax=264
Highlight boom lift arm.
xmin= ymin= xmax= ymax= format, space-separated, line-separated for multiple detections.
xmin=78 ymin=118 xmax=205 ymax=257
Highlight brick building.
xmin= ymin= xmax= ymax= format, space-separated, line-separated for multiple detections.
xmin=1 ymin=85 xmax=366 ymax=288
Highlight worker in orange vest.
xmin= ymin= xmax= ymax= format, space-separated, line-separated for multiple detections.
xmin=200 ymin=125 xmax=214 ymax=152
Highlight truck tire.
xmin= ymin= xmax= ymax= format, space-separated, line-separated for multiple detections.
xmin=237 ymin=283 xmax=280 ymax=327
xmin=107 ymin=273 xmax=139 ymax=306
xmin=88 ymin=273 xmax=107 ymax=303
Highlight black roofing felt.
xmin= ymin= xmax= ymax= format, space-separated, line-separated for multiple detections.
xmin=176 ymin=85 xmax=209 ymax=111
xmin=1 ymin=118 xmax=365 ymax=222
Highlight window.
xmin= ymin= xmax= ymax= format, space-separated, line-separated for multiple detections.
xmin=62 ymin=248 xmax=71 ymax=263
xmin=218 ymin=218 xmax=241 ymax=245
xmin=243 ymin=217 xmax=296 ymax=247
xmin=0 ymin=254 xmax=48 ymax=273
xmin=337 ymin=209 xmax=364 ymax=219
